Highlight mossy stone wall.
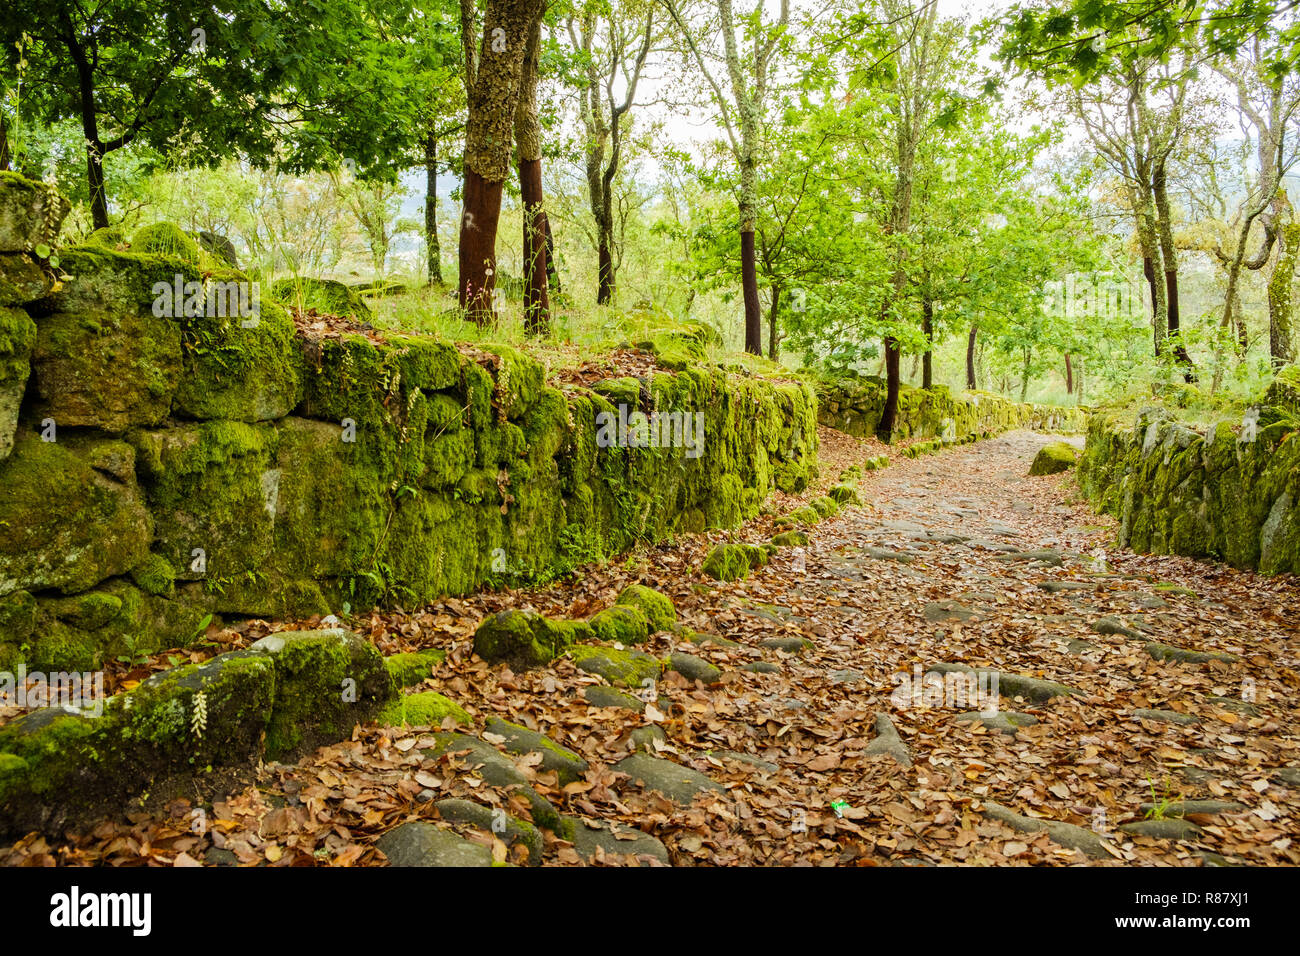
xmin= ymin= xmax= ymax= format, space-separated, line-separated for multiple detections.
xmin=817 ymin=376 xmax=1086 ymax=441
xmin=0 ymin=174 xmax=818 ymax=673
xmin=1078 ymin=372 xmax=1300 ymax=574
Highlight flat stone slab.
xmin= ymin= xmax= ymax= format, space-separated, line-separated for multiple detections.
xmin=863 ymin=712 xmax=911 ymax=767
xmin=569 ymin=645 xmax=662 ymax=689
xmin=422 ymin=732 xmax=561 ymax=831
xmin=629 ymin=725 xmax=667 ymax=753
xmin=994 ymin=549 xmax=1063 ymax=566
xmin=863 ymin=546 xmax=914 ymax=563
xmin=375 ymin=822 xmax=493 ymax=867
xmin=568 ymin=819 xmax=669 ymax=865
xmin=758 ymin=636 xmax=813 ymax=654
xmin=1037 ymin=580 xmax=1093 ymax=593
xmin=1132 ymin=708 xmax=1199 ymax=726
xmin=965 ymin=538 xmax=1021 ymax=553
xmin=828 ymin=668 xmax=865 ymax=684
xmin=1145 ymin=642 xmax=1239 ymax=665
xmin=613 ymin=753 xmax=722 ymax=804
xmin=1136 ymin=800 xmax=1244 ymax=818
xmin=981 ymin=802 xmax=1108 ymax=859
xmin=1094 ymin=616 xmax=1142 ymax=639
xmin=742 ymin=661 xmax=781 ymax=674
xmin=434 ymin=798 xmax=543 ymax=863
xmin=710 ymin=750 xmax=780 ymax=774
xmin=923 ymin=601 xmax=982 ymax=623
xmin=668 ymin=651 xmax=722 ymax=684
xmin=1120 ymin=819 xmax=1203 ymax=841
xmin=927 ymin=662 xmax=1080 ymax=702
xmin=1207 ymin=696 xmax=1260 ymax=716
xmin=953 ymin=711 xmax=1039 ymax=735
xmin=583 ymin=685 xmax=646 ymax=712
xmin=483 ymin=716 xmax=589 ymax=785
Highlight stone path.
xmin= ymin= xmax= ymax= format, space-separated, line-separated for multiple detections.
xmin=11 ymin=429 xmax=1298 ymax=867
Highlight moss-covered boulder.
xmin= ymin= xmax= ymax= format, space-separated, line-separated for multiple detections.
xmin=434 ymin=798 xmax=543 ymax=864
xmin=0 ymin=253 xmax=49 ymax=306
xmin=271 ymin=276 xmax=372 ymax=320
xmin=0 ymin=648 xmax=276 ymax=837
xmin=0 ymin=434 xmax=151 ymax=598
xmin=587 ymin=605 xmax=650 ymax=645
xmin=0 ymin=172 xmax=68 ymax=253
xmin=770 ymin=530 xmax=809 ymax=547
xmin=701 ymin=542 xmax=769 ymax=581
xmin=0 ymin=306 xmax=35 ymax=459
xmin=247 ymin=628 xmax=392 ymax=759
xmin=384 ymin=648 xmax=447 ymax=688
xmin=568 ymin=644 xmax=663 ymax=689
xmin=614 ymin=583 xmax=677 ymax=633
xmin=473 ymin=609 xmax=574 ymax=669
xmin=1030 ymin=441 xmax=1079 ymax=476
xmin=828 ymin=483 xmax=860 ymax=505
xmin=377 ymin=690 xmax=470 ymax=728
xmin=131 ymin=222 xmax=200 ymax=265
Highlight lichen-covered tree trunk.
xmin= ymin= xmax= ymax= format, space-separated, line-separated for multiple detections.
xmin=514 ymin=11 xmax=549 ymax=336
xmin=921 ymin=296 xmax=934 ymax=389
xmin=1269 ymin=196 xmax=1299 ymax=366
xmin=458 ymin=0 xmax=544 ymax=323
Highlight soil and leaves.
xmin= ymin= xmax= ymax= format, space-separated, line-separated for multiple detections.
xmin=3 ymin=429 xmax=1297 ymax=867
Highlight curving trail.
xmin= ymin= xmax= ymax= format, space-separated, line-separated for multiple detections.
xmin=10 ymin=430 xmax=1299 ymax=866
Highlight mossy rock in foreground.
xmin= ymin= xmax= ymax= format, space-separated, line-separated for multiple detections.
xmin=587 ymin=605 xmax=650 ymax=645
xmin=568 ymin=644 xmax=663 ymax=689
xmin=248 ymin=628 xmax=392 ymax=759
xmin=701 ymin=542 xmax=769 ymax=581
xmin=1029 ymin=441 xmax=1079 ymax=476
xmin=614 ymin=583 xmax=677 ymax=633
xmin=377 ymin=690 xmax=470 ymax=728
xmin=473 ymin=609 xmax=575 ymax=669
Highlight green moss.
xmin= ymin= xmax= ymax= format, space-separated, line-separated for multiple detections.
xmin=473 ymin=609 xmax=575 ymax=669
xmin=1030 ymin=441 xmax=1079 ymax=476
xmin=130 ymin=553 xmax=176 ymax=598
xmin=249 ymin=629 xmax=392 ymax=760
xmin=701 ymin=542 xmax=768 ymax=581
xmin=588 ymin=605 xmax=651 ymax=645
xmin=131 ymin=222 xmax=200 ymax=265
xmin=828 ymin=483 xmax=860 ymax=505
xmin=567 ymin=644 xmax=663 ymax=689
xmin=770 ymin=530 xmax=809 ymax=547
xmin=613 ymin=584 xmax=677 ymax=633
xmin=811 ymin=496 xmax=839 ymax=517
xmin=384 ymin=648 xmax=447 ymax=688
xmin=377 ymin=690 xmax=470 ymax=728
xmin=270 ymin=276 xmax=371 ymax=320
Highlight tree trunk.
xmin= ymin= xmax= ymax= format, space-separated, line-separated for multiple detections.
xmin=86 ymin=140 xmax=109 ymax=230
xmin=1064 ymin=353 xmax=1073 ymax=394
xmin=457 ymin=0 xmax=542 ymax=323
xmin=515 ymin=12 xmax=549 ymax=336
xmin=424 ymin=132 xmax=442 ymax=285
xmin=921 ymin=296 xmax=933 ymax=389
xmin=1154 ymin=162 xmax=1194 ymax=378
xmin=878 ymin=336 xmax=901 ymax=442
xmin=543 ymin=214 xmax=561 ymax=293
xmin=768 ymin=283 xmax=780 ymax=360
xmin=1269 ymin=210 xmax=1299 ymax=366
xmin=966 ymin=324 xmax=978 ymax=390
xmin=458 ymin=170 xmax=504 ymax=321
xmin=741 ymin=227 xmax=761 ymax=354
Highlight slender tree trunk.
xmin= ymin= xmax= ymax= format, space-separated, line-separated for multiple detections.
xmin=424 ymin=132 xmax=442 ymax=285
xmin=966 ymin=324 xmax=978 ymax=390
xmin=768 ymin=283 xmax=780 ymax=360
xmin=740 ymin=225 xmax=761 ymax=354
xmin=543 ymin=214 xmax=560 ymax=293
xmin=0 ymin=112 xmax=10 ymax=172
xmin=515 ymin=13 xmax=549 ymax=336
xmin=86 ymin=141 xmax=109 ymax=230
xmin=1064 ymin=353 xmax=1073 ymax=394
xmin=1154 ymin=163 xmax=1194 ymax=378
xmin=879 ymin=336 xmax=901 ymax=442
xmin=921 ymin=296 xmax=933 ymax=389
